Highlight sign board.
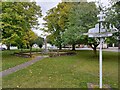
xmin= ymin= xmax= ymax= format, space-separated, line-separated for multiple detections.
xmin=83 ymin=11 xmax=118 ymax=89
xmin=84 ymin=24 xmax=118 ymax=38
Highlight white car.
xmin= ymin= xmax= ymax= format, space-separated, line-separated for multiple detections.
xmin=0 ymin=47 xmax=6 ymax=50
xmin=0 ymin=44 xmax=7 ymax=50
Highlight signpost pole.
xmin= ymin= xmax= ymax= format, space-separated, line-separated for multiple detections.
xmin=99 ymin=37 xmax=103 ymax=88
xmin=83 ymin=9 xmax=117 ymax=89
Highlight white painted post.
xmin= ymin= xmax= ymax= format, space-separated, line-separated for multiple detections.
xmin=83 ymin=9 xmax=117 ymax=89
xmin=99 ymin=38 xmax=103 ymax=88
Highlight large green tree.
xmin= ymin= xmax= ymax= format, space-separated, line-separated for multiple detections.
xmin=43 ymin=2 xmax=72 ymax=50
xmin=105 ymin=1 xmax=120 ymax=48
xmin=62 ymin=2 xmax=98 ymax=51
xmin=23 ymin=30 xmax=38 ymax=55
xmin=1 ymin=2 xmax=42 ymax=50
xmin=44 ymin=2 xmax=99 ymax=53
xmin=34 ymin=37 xmax=44 ymax=49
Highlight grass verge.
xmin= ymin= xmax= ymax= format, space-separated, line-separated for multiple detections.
xmin=2 ymin=50 xmax=118 ymax=88
xmin=2 ymin=50 xmax=33 ymax=71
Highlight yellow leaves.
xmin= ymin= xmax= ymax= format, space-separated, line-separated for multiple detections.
xmin=24 ymin=30 xmax=37 ymax=41
xmin=29 ymin=69 xmax=32 ymax=74
xmin=23 ymin=30 xmax=38 ymax=46
xmin=48 ymin=76 xmax=52 ymax=80
xmin=2 ymin=2 xmax=42 ymax=46
xmin=1 ymin=23 xmax=11 ymax=28
xmin=17 ymin=85 xmax=20 ymax=88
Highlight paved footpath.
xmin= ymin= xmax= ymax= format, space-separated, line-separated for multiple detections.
xmin=0 ymin=56 xmax=48 ymax=77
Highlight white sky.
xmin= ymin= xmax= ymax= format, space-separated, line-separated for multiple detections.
xmin=33 ymin=0 xmax=110 ymax=37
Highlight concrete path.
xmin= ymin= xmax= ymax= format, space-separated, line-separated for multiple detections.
xmin=0 ymin=56 xmax=48 ymax=77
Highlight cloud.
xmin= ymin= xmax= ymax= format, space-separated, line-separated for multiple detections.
xmin=37 ymin=1 xmax=61 ymax=15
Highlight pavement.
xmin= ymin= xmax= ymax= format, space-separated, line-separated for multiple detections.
xmin=0 ymin=56 xmax=48 ymax=77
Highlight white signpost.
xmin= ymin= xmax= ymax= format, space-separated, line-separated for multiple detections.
xmin=84 ymin=11 xmax=118 ymax=88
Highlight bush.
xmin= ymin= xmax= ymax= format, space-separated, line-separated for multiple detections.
xmin=49 ymin=52 xmax=76 ymax=57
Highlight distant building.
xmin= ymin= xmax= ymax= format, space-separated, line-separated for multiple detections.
xmin=42 ymin=43 xmax=57 ymax=49
xmin=32 ymin=44 xmax=39 ymax=48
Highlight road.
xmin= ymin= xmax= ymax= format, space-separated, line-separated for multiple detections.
xmin=63 ymin=47 xmax=119 ymax=52
xmin=102 ymin=47 xmax=119 ymax=52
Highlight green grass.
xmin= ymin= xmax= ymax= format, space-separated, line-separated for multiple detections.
xmin=1 ymin=48 xmax=43 ymax=71
xmin=2 ymin=50 xmax=118 ymax=88
xmin=1 ymin=50 xmax=33 ymax=71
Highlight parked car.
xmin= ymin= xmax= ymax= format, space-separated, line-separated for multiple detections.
xmin=0 ymin=44 xmax=7 ymax=51
xmin=0 ymin=47 xmax=6 ymax=50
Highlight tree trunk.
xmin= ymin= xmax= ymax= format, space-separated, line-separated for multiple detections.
xmin=30 ymin=46 xmax=32 ymax=57
xmin=27 ymin=44 xmax=29 ymax=49
xmin=93 ymin=47 xmax=97 ymax=56
xmin=93 ymin=44 xmax=99 ymax=56
xmin=119 ymin=45 xmax=120 ymax=49
xmin=89 ymin=43 xmax=98 ymax=56
xmin=59 ymin=44 xmax=62 ymax=50
xmin=19 ymin=45 xmax=23 ymax=52
xmin=72 ymin=44 xmax=75 ymax=51
xmin=119 ymin=40 xmax=120 ymax=49
xmin=7 ymin=44 xmax=10 ymax=50
xmin=21 ymin=48 xmax=23 ymax=52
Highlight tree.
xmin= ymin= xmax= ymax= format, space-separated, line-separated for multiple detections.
xmin=1 ymin=2 xmax=23 ymax=50
xmin=62 ymin=2 xmax=98 ymax=51
xmin=43 ymin=2 xmax=72 ymax=50
xmin=1 ymin=2 xmax=42 ymax=50
xmin=23 ymin=30 xmax=38 ymax=55
xmin=105 ymin=1 xmax=120 ymax=48
xmin=34 ymin=37 xmax=44 ymax=49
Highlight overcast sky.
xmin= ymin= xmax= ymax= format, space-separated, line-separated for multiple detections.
xmin=33 ymin=0 xmax=109 ymax=37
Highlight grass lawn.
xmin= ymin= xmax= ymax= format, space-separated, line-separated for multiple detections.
xmin=2 ymin=50 xmax=118 ymax=88
xmin=1 ymin=49 xmax=39 ymax=71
